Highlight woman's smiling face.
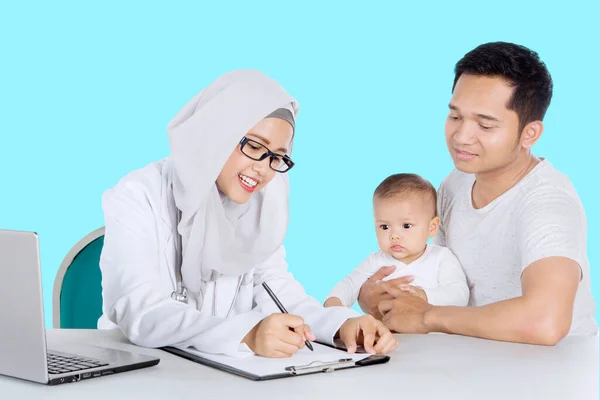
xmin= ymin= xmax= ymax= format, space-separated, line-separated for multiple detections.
xmin=216 ymin=117 xmax=293 ymax=204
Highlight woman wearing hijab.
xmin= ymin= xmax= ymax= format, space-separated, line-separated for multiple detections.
xmin=98 ymin=70 xmax=397 ymax=358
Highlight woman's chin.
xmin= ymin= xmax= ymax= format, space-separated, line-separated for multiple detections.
xmin=221 ymin=178 xmax=265 ymax=204
xmin=226 ymin=188 xmax=253 ymax=204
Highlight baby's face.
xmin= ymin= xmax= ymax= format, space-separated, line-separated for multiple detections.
xmin=373 ymin=194 xmax=439 ymax=264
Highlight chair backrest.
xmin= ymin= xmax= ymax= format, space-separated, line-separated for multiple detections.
xmin=52 ymin=227 xmax=105 ymax=329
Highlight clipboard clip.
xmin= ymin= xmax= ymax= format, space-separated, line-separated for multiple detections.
xmin=285 ymin=358 xmax=355 ymax=375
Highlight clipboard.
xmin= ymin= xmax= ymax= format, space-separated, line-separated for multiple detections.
xmin=161 ymin=342 xmax=390 ymax=381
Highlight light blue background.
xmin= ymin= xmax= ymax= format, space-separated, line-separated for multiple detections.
xmin=1 ymin=1 xmax=598 ymax=328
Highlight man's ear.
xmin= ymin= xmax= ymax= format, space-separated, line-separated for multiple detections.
xmin=520 ymin=120 xmax=544 ymax=149
xmin=429 ymin=216 xmax=441 ymax=238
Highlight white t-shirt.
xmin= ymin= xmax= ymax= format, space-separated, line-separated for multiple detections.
xmin=327 ymin=244 xmax=469 ymax=307
xmin=434 ymin=159 xmax=597 ymax=335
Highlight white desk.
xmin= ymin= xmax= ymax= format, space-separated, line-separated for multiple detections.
xmin=1 ymin=329 xmax=597 ymax=399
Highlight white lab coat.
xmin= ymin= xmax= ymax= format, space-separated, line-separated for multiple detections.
xmin=98 ymin=159 xmax=359 ymax=357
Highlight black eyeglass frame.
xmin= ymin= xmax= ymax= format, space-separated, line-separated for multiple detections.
xmin=239 ymin=137 xmax=295 ymax=173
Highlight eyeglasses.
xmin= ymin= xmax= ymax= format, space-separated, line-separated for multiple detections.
xmin=239 ymin=137 xmax=295 ymax=173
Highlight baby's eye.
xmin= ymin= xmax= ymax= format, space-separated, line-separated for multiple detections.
xmin=379 ymin=225 xmax=389 ymax=230
xmin=403 ymin=224 xmax=412 ymax=229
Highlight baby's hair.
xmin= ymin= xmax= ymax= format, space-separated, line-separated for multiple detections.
xmin=373 ymin=173 xmax=437 ymax=217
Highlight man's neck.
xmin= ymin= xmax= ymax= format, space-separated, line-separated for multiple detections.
xmin=472 ymin=152 xmax=540 ymax=209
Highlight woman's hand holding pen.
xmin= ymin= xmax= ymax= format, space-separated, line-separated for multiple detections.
xmin=337 ymin=315 xmax=398 ymax=355
xmin=242 ymin=314 xmax=316 ymax=358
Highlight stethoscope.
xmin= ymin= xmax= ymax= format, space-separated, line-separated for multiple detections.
xmin=170 ymin=209 xmax=243 ymax=319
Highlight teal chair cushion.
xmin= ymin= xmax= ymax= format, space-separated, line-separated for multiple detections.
xmin=59 ymin=236 xmax=104 ymax=328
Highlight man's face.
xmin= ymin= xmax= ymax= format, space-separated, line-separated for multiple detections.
xmin=445 ymin=74 xmax=523 ymax=176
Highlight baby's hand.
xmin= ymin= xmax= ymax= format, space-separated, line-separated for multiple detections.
xmin=399 ymin=285 xmax=428 ymax=302
xmin=324 ymin=297 xmax=344 ymax=307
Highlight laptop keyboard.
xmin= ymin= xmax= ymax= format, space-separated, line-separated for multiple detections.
xmin=47 ymin=351 xmax=109 ymax=375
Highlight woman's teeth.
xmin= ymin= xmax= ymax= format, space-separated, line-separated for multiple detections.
xmin=239 ymin=174 xmax=258 ymax=187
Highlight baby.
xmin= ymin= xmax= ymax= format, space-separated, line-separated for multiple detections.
xmin=325 ymin=173 xmax=469 ymax=308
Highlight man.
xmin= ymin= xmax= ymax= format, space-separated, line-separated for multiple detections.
xmin=358 ymin=42 xmax=597 ymax=345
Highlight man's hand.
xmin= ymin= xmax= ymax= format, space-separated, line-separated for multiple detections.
xmin=399 ymin=285 xmax=428 ymax=302
xmin=357 ymin=266 xmax=414 ymax=319
xmin=337 ymin=315 xmax=398 ymax=354
xmin=378 ymin=293 xmax=433 ymax=334
xmin=377 ymin=281 xmax=433 ymax=334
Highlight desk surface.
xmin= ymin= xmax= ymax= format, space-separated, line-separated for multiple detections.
xmin=1 ymin=329 xmax=597 ymax=399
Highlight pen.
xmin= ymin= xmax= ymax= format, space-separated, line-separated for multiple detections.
xmin=261 ymin=282 xmax=314 ymax=351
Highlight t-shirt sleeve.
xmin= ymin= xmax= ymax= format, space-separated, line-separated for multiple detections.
xmin=433 ymin=179 xmax=447 ymax=247
xmin=517 ymin=186 xmax=586 ymax=277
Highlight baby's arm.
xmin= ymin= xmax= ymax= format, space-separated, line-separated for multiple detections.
xmin=325 ymin=256 xmax=378 ymax=307
xmin=423 ymin=249 xmax=470 ymax=306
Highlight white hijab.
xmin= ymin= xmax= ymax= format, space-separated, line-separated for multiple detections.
xmin=166 ymin=70 xmax=299 ymax=299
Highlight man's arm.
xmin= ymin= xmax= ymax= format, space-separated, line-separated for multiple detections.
xmin=379 ymin=256 xmax=580 ymax=345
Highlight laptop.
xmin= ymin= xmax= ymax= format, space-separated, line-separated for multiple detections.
xmin=0 ymin=229 xmax=160 ymax=385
